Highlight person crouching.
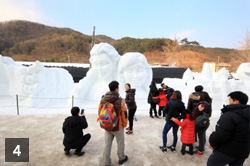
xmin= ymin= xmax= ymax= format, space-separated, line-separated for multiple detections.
xmin=62 ymin=107 xmax=91 ymax=156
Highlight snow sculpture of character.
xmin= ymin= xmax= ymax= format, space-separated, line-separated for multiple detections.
xmin=71 ymin=43 xmax=120 ymax=106
xmin=117 ymin=52 xmax=152 ymax=105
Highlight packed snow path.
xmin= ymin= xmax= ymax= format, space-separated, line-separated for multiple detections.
xmin=0 ymin=114 xmax=249 ymax=166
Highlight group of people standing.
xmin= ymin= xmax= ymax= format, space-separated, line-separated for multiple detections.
xmin=152 ymin=84 xmax=212 ymax=156
xmin=148 ymin=81 xmax=174 ymax=118
xmin=62 ymin=80 xmax=249 ymax=166
xmin=148 ymin=82 xmax=249 ymax=166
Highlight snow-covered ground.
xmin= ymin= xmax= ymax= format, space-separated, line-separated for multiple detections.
xmin=1 ymin=114 xmax=249 ymax=166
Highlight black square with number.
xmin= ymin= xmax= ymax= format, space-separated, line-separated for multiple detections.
xmin=5 ymin=138 xmax=29 ymax=162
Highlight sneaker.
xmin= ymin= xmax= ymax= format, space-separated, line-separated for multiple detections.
xmin=118 ymin=155 xmax=128 ymax=165
xmin=126 ymin=130 xmax=133 ymax=135
xmin=150 ymin=115 xmax=154 ymax=118
xmin=159 ymin=146 xmax=167 ymax=153
xmin=155 ymin=115 xmax=159 ymax=118
xmin=126 ymin=127 xmax=130 ymax=130
xmin=74 ymin=151 xmax=85 ymax=156
xmin=197 ymin=150 xmax=203 ymax=157
xmin=167 ymin=146 xmax=176 ymax=152
xmin=181 ymin=149 xmax=185 ymax=155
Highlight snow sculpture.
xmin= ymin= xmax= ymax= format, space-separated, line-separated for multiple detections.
xmin=71 ymin=43 xmax=120 ymax=105
xmin=236 ymin=63 xmax=250 ymax=81
xmin=0 ymin=55 xmax=11 ymax=95
xmin=118 ymin=52 xmax=152 ymax=100
xmin=182 ymin=68 xmax=194 ymax=84
xmin=0 ymin=55 xmax=74 ymax=106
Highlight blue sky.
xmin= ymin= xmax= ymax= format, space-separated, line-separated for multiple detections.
xmin=0 ymin=0 xmax=249 ymax=48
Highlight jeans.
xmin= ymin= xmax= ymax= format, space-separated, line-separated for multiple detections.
xmin=207 ymin=150 xmax=245 ymax=166
xmin=104 ymin=128 xmax=126 ymax=166
xmin=162 ymin=122 xmax=179 ymax=148
xmin=128 ymin=108 xmax=136 ymax=131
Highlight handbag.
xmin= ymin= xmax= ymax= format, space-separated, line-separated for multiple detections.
xmin=195 ymin=112 xmax=209 ymax=127
xmin=150 ymin=91 xmax=160 ymax=104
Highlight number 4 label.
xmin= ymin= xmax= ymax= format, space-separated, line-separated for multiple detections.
xmin=13 ymin=145 xmax=21 ymax=156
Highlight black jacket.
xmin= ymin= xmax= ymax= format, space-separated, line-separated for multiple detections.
xmin=62 ymin=116 xmax=88 ymax=148
xmin=187 ymin=92 xmax=202 ymax=113
xmin=148 ymin=85 xmax=160 ymax=104
xmin=164 ymin=87 xmax=174 ymax=100
xmin=209 ymin=104 xmax=250 ymax=159
xmin=163 ymin=99 xmax=186 ymax=126
xmin=125 ymin=89 xmax=137 ymax=110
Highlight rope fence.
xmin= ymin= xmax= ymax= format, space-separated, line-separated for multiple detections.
xmin=0 ymin=94 xmax=227 ymax=115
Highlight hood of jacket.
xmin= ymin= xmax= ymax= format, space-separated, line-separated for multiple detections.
xmin=189 ymin=92 xmax=200 ymax=101
xmin=103 ymin=91 xmax=119 ymax=103
xmin=221 ymin=104 xmax=250 ymax=121
xmin=64 ymin=116 xmax=82 ymax=128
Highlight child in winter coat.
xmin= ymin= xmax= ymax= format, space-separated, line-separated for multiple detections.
xmin=158 ymin=91 xmax=168 ymax=117
xmin=171 ymin=112 xmax=195 ymax=155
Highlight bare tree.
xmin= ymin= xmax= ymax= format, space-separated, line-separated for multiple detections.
xmin=238 ymin=29 xmax=250 ymax=62
xmin=163 ymin=35 xmax=180 ymax=67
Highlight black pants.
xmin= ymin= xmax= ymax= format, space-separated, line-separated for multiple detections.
xmin=207 ymin=150 xmax=245 ymax=166
xmin=128 ymin=108 xmax=137 ymax=131
xmin=196 ymin=124 xmax=209 ymax=152
xmin=149 ymin=103 xmax=157 ymax=116
xmin=64 ymin=133 xmax=91 ymax=152
xmin=181 ymin=143 xmax=193 ymax=155
xmin=158 ymin=106 xmax=165 ymax=117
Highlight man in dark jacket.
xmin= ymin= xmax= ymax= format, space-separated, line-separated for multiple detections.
xmin=62 ymin=107 xmax=91 ymax=156
xmin=161 ymin=83 xmax=174 ymax=100
xmin=207 ymin=91 xmax=250 ymax=166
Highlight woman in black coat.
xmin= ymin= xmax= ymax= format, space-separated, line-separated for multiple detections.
xmin=125 ymin=83 xmax=137 ymax=135
xmin=148 ymin=81 xmax=160 ymax=118
xmin=160 ymin=91 xmax=186 ymax=153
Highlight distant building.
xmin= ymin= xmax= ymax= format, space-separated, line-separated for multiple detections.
xmin=216 ymin=63 xmax=231 ymax=72
xmin=206 ymin=62 xmax=231 ymax=72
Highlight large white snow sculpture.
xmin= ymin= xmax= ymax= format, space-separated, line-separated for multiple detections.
xmin=71 ymin=43 xmax=120 ymax=105
xmin=0 ymin=55 xmax=74 ymax=106
xmin=117 ymin=52 xmax=152 ymax=98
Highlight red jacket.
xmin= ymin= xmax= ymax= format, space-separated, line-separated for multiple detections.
xmin=174 ymin=114 xmax=195 ymax=144
xmin=158 ymin=92 xmax=168 ymax=107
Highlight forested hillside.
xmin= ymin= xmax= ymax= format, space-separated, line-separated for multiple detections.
xmin=0 ymin=20 xmax=246 ymax=72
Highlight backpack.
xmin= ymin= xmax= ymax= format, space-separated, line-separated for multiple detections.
xmin=97 ymin=102 xmax=118 ymax=130
xmin=195 ymin=112 xmax=210 ymax=127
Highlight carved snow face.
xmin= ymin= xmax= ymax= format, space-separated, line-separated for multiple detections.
xmin=91 ymin=54 xmax=113 ymax=81
xmin=123 ymin=62 xmax=147 ymax=87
